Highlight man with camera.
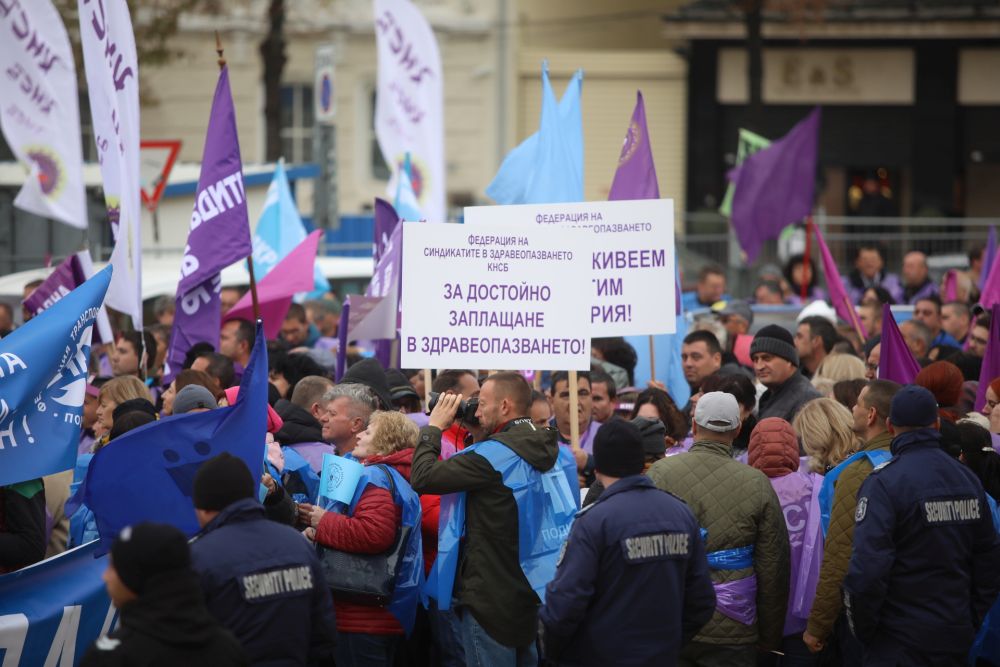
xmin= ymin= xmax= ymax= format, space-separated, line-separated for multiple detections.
xmin=429 ymin=370 xmax=483 ymax=458
xmin=412 ymin=372 xmax=571 ymax=666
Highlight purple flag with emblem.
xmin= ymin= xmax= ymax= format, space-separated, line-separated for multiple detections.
xmin=975 ymin=305 xmax=1000 ymax=412
xmin=164 ymin=66 xmax=251 ymax=383
xmin=729 ymin=107 xmax=821 ymax=263
xmin=879 ymin=304 xmax=920 ymax=384
xmin=608 ymin=91 xmax=659 ymax=201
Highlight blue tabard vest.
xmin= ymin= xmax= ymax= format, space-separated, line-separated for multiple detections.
xmin=343 ymin=464 xmax=424 ymax=635
xmin=425 ymin=438 xmax=578 ymax=611
xmin=264 ymin=446 xmax=320 ymax=503
xmin=818 ymin=449 xmax=893 ymax=537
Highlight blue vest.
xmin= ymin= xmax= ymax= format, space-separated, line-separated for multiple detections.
xmin=344 ymin=464 xmax=424 ymax=635
xmin=425 ymin=439 xmax=577 ymax=610
xmin=818 ymin=449 xmax=893 ymax=537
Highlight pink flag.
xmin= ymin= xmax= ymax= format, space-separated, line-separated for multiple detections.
xmin=224 ymin=231 xmax=322 ymax=339
xmin=942 ymin=270 xmax=959 ymax=302
xmin=814 ymin=225 xmax=866 ymax=339
xmin=879 ymin=304 xmax=921 ymax=385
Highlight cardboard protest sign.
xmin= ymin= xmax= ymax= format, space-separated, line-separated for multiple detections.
xmin=465 ymin=199 xmax=676 ymax=337
xmin=401 ymin=223 xmax=590 ymax=370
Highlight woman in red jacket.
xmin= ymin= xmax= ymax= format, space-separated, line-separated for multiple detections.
xmin=299 ymin=410 xmax=419 ymax=667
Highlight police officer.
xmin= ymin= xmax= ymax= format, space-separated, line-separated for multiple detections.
xmin=189 ymin=453 xmax=337 ymax=666
xmin=844 ymin=385 xmax=1000 ymax=666
xmin=540 ymin=420 xmax=716 ymax=666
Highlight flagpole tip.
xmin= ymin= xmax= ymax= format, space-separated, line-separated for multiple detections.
xmin=215 ymin=31 xmax=226 ymax=70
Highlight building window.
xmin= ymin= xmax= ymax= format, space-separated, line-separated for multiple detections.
xmin=280 ymin=84 xmax=314 ymax=163
xmin=370 ymin=89 xmax=390 ymax=181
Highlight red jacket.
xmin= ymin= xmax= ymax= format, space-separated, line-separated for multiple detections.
xmin=315 ymin=448 xmax=414 ymax=635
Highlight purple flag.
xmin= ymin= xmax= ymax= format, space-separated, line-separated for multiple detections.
xmin=608 ymin=91 xmax=659 ymax=201
xmin=373 ymin=198 xmax=401 ymax=265
xmin=366 ymin=222 xmax=403 ymax=369
xmin=23 ymin=251 xmax=113 ymax=343
xmin=983 ymin=231 xmax=1000 ymax=310
xmin=980 ymin=226 xmax=997 ymax=292
xmin=879 ymin=304 xmax=920 ymax=384
xmin=730 ymin=107 xmax=821 ymax=263
xmin=814 ymin=225 xmax=866 ymax=338
xmin=975 ymin=305 xmax=1000 ymax=412
xmin=165 ymin=66 xmax=251 ymax=383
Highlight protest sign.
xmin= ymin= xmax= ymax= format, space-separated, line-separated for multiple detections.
xmin=465 ymin=199 xmax=676 ymax=337
xmin=0 ymin=541 xmax=113 ymax=666
xmin=400 ymin=223 xmax=590 ymax=370
xmin=318 ymin=453 xmax=365 ymax=506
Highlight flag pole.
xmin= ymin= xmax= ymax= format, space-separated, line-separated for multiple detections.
xmin=568 ymin=369 xmax=581 ymax=451
xmin=801 ymin=216 xmax=812 ymax=303
xmin=217 ymin=31 xmax=260 ymax=321
xmin=648 ymin=336 xmax=657 ymax=383
xmin=843 ymin=295 xmax=867 ymax=343
xmin=423 ymin=368 xmax=433 ymax=410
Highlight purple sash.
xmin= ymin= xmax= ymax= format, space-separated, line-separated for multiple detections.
xmin=770 ymin=470 xmax=823 ymax=635
xmin=714 ymin=575 xmax=758 ymax=626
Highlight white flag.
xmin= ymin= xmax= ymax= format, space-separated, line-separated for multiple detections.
xmin=78 ymin=0 xmax=143 ymax=328
xmin=0 ymin=0 xmax=87 ymax=229
xmin=374 ymin=0 xmax=445 ymax=223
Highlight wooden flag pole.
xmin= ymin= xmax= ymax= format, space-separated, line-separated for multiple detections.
xmin=217 ymin=31 xmax=259 ymax=321
xmin=844 ymin=295 xmax=867 ymax=343
xmin=648 ymin=336 xmax=657 ymax=384
xmin=568 ymin=369 xmax=581 ymax=451
xmin=423 ymin=368 xmax=433 ymax=410
xmin=801 ymin=217 xmax=812 ymax=303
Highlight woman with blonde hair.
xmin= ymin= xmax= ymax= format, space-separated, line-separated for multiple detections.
xmin=793 ymin=397 xmax=860 ymax=474
xmin=94 ymin=376 xmax=152 ymax=449
xmin=298 ymin=409 xmax=424 ymax=666
xmin=812 ymin=353 xmax=867 ymax=385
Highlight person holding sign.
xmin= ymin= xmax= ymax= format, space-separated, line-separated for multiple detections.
xmin=412 ymin=373 xmax=576 ymax=667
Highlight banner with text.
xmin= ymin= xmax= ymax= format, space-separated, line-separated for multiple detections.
xmin=465 ymin=199 xmax=676 ymax=337
xmin=400 ymin=223 xmax=590 ymax=370
xmin=0 ymin=541 xmax=114 ymax=667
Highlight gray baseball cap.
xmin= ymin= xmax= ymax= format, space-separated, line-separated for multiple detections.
xmin=173 ymin=385 xmax=217 ymax=415
xmin=694 ymin=391 xmax=741 ymax=433
xmin=718 ymin=299 xmax=753 ymax=326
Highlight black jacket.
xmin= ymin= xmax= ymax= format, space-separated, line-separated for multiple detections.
xmin=0 ymin=479 xmax=46 ymax=573
xmin=80 ymin=570 xmax=247 ymax=667
xmin=844 ymin=429 xmax=1000 ymax=663
xmin=541 ymin=476 xmax=715 ymax=666
xmin=411 ymin=419 xmax=558 ymax=648
xmin=190 ymin=498 xmax=337 ymax=666
xmin=274 ymin=400 xmax=323 ymax=444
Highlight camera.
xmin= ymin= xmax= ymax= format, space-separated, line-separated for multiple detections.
xmin=427 ymin=392 xmax=480 ymax=427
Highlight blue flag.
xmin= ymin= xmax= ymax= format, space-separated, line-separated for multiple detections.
xmin=75 ymin=323 xmax=269 ymax=548
xmin=394 ymin=153 xmax=423 ymax=221
xmin=0 ymin=267 xmax=112 ymax=487
xmin=486 ymin=63 xmax=583 ymax=205
xmin=252 ymin=161 xmax=328 ymax=296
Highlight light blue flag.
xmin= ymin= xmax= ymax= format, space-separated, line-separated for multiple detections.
xmin=627 ymin=265 xmax=690 ymax=407
xmin=486 ymin=63 xmax=583 ymax=205
xmin=73 ymin=323 xmax=269 ymax=550
xmin=318 ymin=452 xmax=365 ymax=507
xmin=394 ymin=152 xmax=424 ymax=221
xmin=252 ymin=161 xmax=328 ymax=296
xmin=0 ymin=267 xmax=112 ymax=487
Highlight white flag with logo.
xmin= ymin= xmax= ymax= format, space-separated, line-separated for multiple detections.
xmin=78 ymin=0 xmax=143 ymax=327
xmin=374 ymin=0 xmax=445 ymax=223
xmin=0 ymin=0 xmax=87 ymax=229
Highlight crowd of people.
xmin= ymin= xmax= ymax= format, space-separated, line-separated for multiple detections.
xmin=2 ymin=239 xmax=1000 ymax=667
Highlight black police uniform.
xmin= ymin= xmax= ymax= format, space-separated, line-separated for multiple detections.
xmin=540 ymin=476 xmax=716 ymax=666
xmin=190 ymin=498 xmax=337 ymax=666
xmin=844 ymin=428 xmax=1000 ymax=666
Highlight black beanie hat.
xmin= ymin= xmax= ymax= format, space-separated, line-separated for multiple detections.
xmin=112 ymin=398 xmax=157 ymax=422
xmin=111 ymin=522 xmax=191 ymax=596
xmin=192 ymin=452 xmax=256 ymax=511
xmin=750 ymin=324 xmax=799 ymax=366
xmin=630 ymin=416 xmax=667 ymax=457
xmin=341 ymin=357 xmax=394 ymax=410
xmin=593 ymin=420 xmax=645 ymax=478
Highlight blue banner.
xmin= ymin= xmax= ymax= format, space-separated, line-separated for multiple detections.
xmin=73 ymin=324 xmax=269 ymax=548
xmin=0 ymin=542 xmax=113 ymax=666
xmin=0 ymin=267 xmax=111 ymax=487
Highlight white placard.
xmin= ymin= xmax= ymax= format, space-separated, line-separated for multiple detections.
xmin=401 ymin=223 xmax=591 ymax=370
xmin=465 ymin=199 xmax=676 ymax=337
